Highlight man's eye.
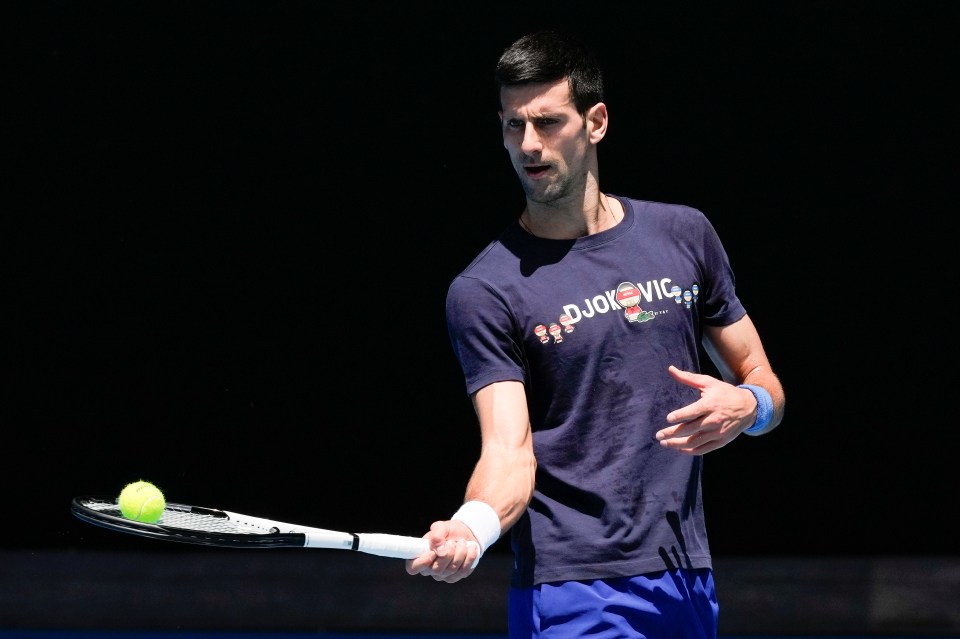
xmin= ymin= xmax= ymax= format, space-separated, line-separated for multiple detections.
xmin=506 ymin=120 xmax=524 ymax=129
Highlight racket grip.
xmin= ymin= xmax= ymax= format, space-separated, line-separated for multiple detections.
xmin=356 ymin=533 xmax=431 ymax=559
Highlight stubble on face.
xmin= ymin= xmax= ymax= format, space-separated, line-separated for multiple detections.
xmin=500 ymin=79 xmax=593 ymax=210
xmin=516 ymin=133 xmax=590 ymax=207
xmin=515 ymin=122 xmax=589 ymax=207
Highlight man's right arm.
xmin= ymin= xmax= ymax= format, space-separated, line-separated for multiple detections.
xmin=465 ymin=380 xmax=537 ymax=531
xmin=405 ymin=380 xmax=536 ymax=583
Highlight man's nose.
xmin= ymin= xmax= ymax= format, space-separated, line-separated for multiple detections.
xmin=520 ymin=124 xmax=542 ymax=154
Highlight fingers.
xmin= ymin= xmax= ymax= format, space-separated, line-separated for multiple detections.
xmin=664 ymin=392 xmax=712 ymax=427
xmin=658 ymin=414 xmax=739 ymax=455
xmin=665 ymin=373 xmax=710 ymax=425
xmin=657 ymin=429 xmax=713 ymax=454
xmin=667 ymin=364 xmax=708 ymax=388
xmin=429 ymin=539 xmax=481 ymax=583
xmin=663 ymin=366 xmax=750 ymax=455
xmin=404 ymin=547 xmax=439 ymax=576
xmin=406 ymin=521 xmax=483 ymax=583
xmin=404 ymin=522 xmax=448 ymax=576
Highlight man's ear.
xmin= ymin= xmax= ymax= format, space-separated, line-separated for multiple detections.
xmin=586 ymin=102 xmax=608 ymax=143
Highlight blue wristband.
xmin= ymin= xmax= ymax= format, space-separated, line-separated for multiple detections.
xmin=738 ymin=384 xmax=773 ymax=435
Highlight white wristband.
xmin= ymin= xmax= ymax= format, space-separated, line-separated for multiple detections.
xmin=451 ymin=500 xmax=501 ymax=554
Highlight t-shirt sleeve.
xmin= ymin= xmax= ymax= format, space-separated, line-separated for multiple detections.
xmin=696 ymin=211 xmax=747 ymax=327
xmin=445 ymin=275 xmax=527 ymax=396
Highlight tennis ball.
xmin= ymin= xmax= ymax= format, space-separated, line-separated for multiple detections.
xmin=118 ymin=480 xmax=166 ymax=523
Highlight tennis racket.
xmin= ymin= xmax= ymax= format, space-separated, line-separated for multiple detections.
xmin=71 ymin=495 xmax=430 ymax=559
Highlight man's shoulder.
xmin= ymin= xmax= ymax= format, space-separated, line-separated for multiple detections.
xmin=451 ymin=222 xmax=527 ymax=277
xmin=618 ymin=195 xmax=705 ymax=218
xmin=615 ymin=196 xmax=712 ymax=236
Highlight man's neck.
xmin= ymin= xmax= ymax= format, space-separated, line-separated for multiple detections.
xmin=521 ymin=192 xmax=622 ymax=240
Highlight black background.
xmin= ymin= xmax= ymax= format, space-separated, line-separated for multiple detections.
xmin=6 ymin=2 xmax=956 ymax=557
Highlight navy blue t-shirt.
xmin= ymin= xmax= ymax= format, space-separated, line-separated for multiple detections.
xmin=445 ymin=196 xmax=747 ymax=587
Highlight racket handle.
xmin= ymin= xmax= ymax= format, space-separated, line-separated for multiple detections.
xmin=356 ymin=533 xmax=431 ymax=559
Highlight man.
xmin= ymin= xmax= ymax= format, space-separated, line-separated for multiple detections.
xmin=406 ymin=29 xmax=785 ymax=638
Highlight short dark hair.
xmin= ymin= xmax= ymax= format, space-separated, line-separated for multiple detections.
xmin=495 ymin=29 xmax=604 ymax=115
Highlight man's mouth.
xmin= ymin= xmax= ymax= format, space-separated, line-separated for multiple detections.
xmin=524 ymin=165 xmax=550 ymax=178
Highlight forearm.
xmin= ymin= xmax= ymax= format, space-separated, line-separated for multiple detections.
xmin=406 ymin=416 xmax=535 ymax=582
xmin=704 ymin=316 xmax=786 ymax=434
xmin=464 ymin=380 xmax=537 ymax=537
xmin=464 ymin=442 xmax=536 ymax=535
xmin=738 ymin=365 xmax=785 ymax=433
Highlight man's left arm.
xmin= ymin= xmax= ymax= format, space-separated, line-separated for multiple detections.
xmin=657 ymin=314 xmax=785 ymax=454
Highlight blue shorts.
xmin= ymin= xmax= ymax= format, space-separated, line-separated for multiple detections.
xmin=508 ymin=568 xmax=718 ymax=638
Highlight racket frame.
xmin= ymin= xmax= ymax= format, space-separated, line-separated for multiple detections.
xmin=71 ymin=495 xmax=430 ymax=558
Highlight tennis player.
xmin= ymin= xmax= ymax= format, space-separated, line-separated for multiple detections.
xmin=406 ymin=29 xmax=786 ymax=638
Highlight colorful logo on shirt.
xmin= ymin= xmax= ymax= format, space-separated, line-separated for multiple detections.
xmin=534 ymin=319 xmax=573 ymax=344
xmin=615 ymin=281 xmax=655 ymax=323
xmin=530 ymin=279 xmax=700 ymax=344
xmin=672 ymin=283 xmax=699 ymax=308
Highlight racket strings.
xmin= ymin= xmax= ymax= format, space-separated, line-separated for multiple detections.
xmin=81 ymin=499 xmax=267 ymax=535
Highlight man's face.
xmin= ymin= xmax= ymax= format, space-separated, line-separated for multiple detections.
xmin=499 ymin=79 xmax=591 ymax=205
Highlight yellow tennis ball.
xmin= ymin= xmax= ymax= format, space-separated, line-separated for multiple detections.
xmin=118 ymin=480 xmax=166 ymax=523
